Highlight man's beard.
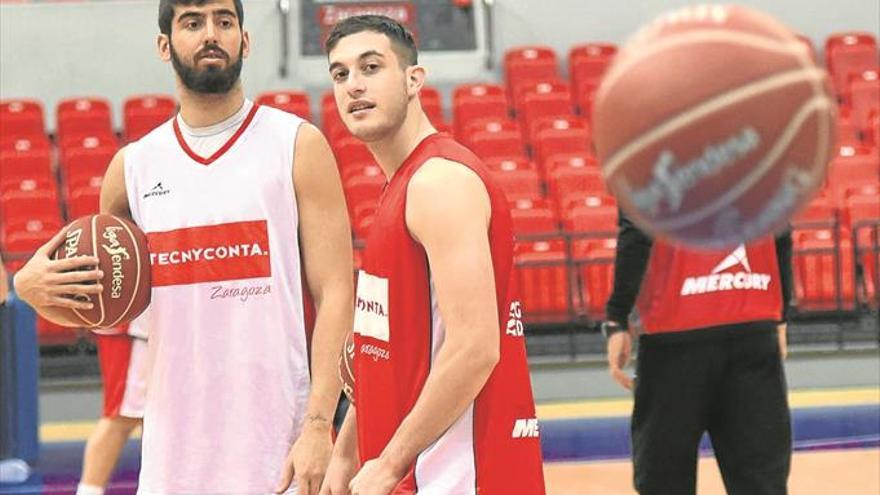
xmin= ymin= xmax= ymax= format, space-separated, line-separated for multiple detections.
xmin=170 ymin=41 xmax=244 ymax=94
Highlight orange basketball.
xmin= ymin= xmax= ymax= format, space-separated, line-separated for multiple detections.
xmin=53 ymin=214 xmax=152 ymax=331
xmin=593 ymin=5 xmax=836 ymax=248
xmin=339 ymin=331 xmax=356 ymax=404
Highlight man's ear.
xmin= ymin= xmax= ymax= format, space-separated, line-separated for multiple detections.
xmin=242 ymin=30 xmax=251 ymax=59
xmin=406 ymin=65 xmax=427 ymax=98
xmin=158 ymin=34 xmax=171 ymax=62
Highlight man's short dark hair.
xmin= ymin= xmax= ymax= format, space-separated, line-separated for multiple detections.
xmin=158 ymin=0 xmax=244 ymax=36
xmin=325 ymin=15 xmax=418 ymax=66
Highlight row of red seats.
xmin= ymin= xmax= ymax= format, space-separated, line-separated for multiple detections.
xmin=495 ymin=222 xmax=880 ymax=327
xmin=0 ymin=95 xmax=177 ymax=144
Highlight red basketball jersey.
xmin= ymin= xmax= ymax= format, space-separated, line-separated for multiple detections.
xmin=353 ymin=133 xmax=546 ymax=494
xmin=636 ymin=237 xmax=783 ymax=333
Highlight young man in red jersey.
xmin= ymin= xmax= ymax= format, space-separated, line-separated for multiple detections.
xmin=603 ymin=211 xmax=793 ymax=495
xmin=320 ymin=15 xmax=545 ymax=495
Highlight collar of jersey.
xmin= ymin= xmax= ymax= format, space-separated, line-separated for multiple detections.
xmin=173 ymin=103 xmax=260 ymax=166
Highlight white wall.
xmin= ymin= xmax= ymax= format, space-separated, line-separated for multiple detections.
xmin=1 ymin=0 xmax=877 ymax=129
xmin=491 ymin=0 xmax=880 ymax=60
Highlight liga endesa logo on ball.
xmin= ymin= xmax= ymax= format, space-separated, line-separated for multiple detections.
xmin=101 ymin=226 xmax=132 ymax=299
xmin=146 ymin=220 xmax=271 ymax=287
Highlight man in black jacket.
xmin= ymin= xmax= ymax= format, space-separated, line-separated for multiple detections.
xmin=603 ymin=211 xmax=793 ymax=495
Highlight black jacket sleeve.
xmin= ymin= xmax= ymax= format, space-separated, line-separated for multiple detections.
xmin=604 ymin=210 xmax=654 ymax=329
xmin=774 ymin=227 xmax=794 ymax=323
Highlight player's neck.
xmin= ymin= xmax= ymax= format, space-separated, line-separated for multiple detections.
xmin=368 ymin=108 xmax=436 ymax=180
xmin=177 ymin=85 xmax=247 ymax=128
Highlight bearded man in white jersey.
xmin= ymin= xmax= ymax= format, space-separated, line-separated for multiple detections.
xmin=13 ymin=1 xmax=354 ymax=494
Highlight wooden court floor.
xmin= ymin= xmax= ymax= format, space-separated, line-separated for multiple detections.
xmin=544 ymin=448 xmax=880 ymax=494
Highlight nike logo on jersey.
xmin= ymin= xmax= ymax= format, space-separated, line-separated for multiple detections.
xmin=680 ymin=244 xmax=771 ymax=296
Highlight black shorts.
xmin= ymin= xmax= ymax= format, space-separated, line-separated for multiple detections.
xmin=631 ymin=321 xmax=792 ymax=495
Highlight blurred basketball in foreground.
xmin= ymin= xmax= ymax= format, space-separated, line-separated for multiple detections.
xmin=53 ymin=214 xmax=151 ymax=330
xmin=593 ymin=4 xmax=836 ymax=248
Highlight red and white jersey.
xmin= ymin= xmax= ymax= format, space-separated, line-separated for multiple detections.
xmin=353 ymin=133 xmax=545 ymax=494
xmin=124 ymin=104 xmax=311 ymax=494
xmin=637 ymin=237 xmax=783 ymax=333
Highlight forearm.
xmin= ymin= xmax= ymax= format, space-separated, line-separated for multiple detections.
xmin=775 ymin=228 xmax=794 ymax=322
xmin=605 ymin=211 xmax=653 ymax=327
xmin=305 ymin=288 xmax=353 ymax=423
xmin=378 ymin=338 xmax=496 ymax=475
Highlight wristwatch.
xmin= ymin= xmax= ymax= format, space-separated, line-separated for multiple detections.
xmin=600 ymin=320 xmax=627 ymax=339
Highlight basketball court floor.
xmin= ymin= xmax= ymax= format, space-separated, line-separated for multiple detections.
xmin=1 ymin=381 xmax=877 ymax=494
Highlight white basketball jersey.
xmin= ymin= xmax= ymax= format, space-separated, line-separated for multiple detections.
xmin=125 ymin=104 xmax=309 ymax=494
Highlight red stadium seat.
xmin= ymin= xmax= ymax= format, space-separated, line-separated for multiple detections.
xmin=256 ymin=91 xmax=311 ymax=121
xmin=543 ymin=152 xmax=598 ymax=177
xmin=513 ymin=80 xmax=571 ymax=117
xmin=834 ymin=109 xmax=861 ymax=147
xmin=548 ymin=166 xmax=606 ymax=210
xmin=343 ymin=174 xmax=385 ymax=217
xmin=792 ymin=228 xmax=857 ymax=312
xmin=461 ymin=117 xmax=522 ymax=147
xmin=510 ymin=198 xmax=558 ymax=235
xmin=793 ymin=194 xmax=837 ymax=227
xmin=527 ymin=115 xmax=588 ymax=147
xmin=340 ymin=161 xmax=384 ymax=185
xmin=1 ymin=216 xmax=63 ymax=255
xmin=0 ymin=176 xmax=56 ymax=201
xmin=56 ymin=97 xmax=113 ymax=140
xmin=504 ymin=46 xmax=559 ymax=96
xmin=532 ymin=121 xmax=591 ymax=168
xmin=467 ymin=129 xmax=526 ymax=161
xmin=420 ymin=85 xmax=445 ymax=124
xmin=564 ymin=204 xmax=618 ymax=233
xmin=513 ymin=238 xmax=570 ymax=322
xmin=453 ymin=83 xmax=506 ymax=104
xmin=484 ymin=156 xmax=536 ymax=173
xmin=62 ymin=145 xmax=116 ymax=186
xmin=454 ymin=98 xmax=509 ymax=139
xmin=124 ymin=94 xmax=176 ymax=141
xmin=0 ymin=146 xmax=52 ymax=184
xmin=847 ymin=69 xmax=880 ymax=132
xmin=333 ymin=137 xmax=374 ymax=170
xmin=825 ymin=32 xmax=878 ymax=97
xmin=0 ymin=134 xmax=50 ymax=154
xmin=572 ymin=237 xmax=617 ymax=319
xmin=568 ymin=43 xmax=617 ymax=113
xmin=67 ymin=186 xmax=101 ymax=219
xmin=0 ymin=99 xmax=45 ymax=137
xmin=493 ymin=166 xmax=542 ymax=201
xmin=866 ymin=111 xmax=880 ymax=147
xmin=827 ymin=146 xmax=880 ymax=206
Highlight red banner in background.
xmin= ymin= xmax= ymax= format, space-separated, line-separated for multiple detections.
xmin=318 ymin=2 xmax=419 ymax=47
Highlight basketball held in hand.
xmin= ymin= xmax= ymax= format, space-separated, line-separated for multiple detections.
xmin=593 ymin=4 xmax=836 ymax=248
xmin=53 ymin=214 xmax=152 ymax=330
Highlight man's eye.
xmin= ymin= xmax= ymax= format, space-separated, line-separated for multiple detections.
xmin=364 ymin=63 xmax=379 ymax=73
xmin=333 ymin=71 xmax=348 ymax=82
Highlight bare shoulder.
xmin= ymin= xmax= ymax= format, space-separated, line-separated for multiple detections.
xmin=294 ymin=122 xmax=332 ymax=156
xmin=406 ymin=158 xmax=490 ymax=240
xmin=407 ymin=157 xmax=487 ymax=200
